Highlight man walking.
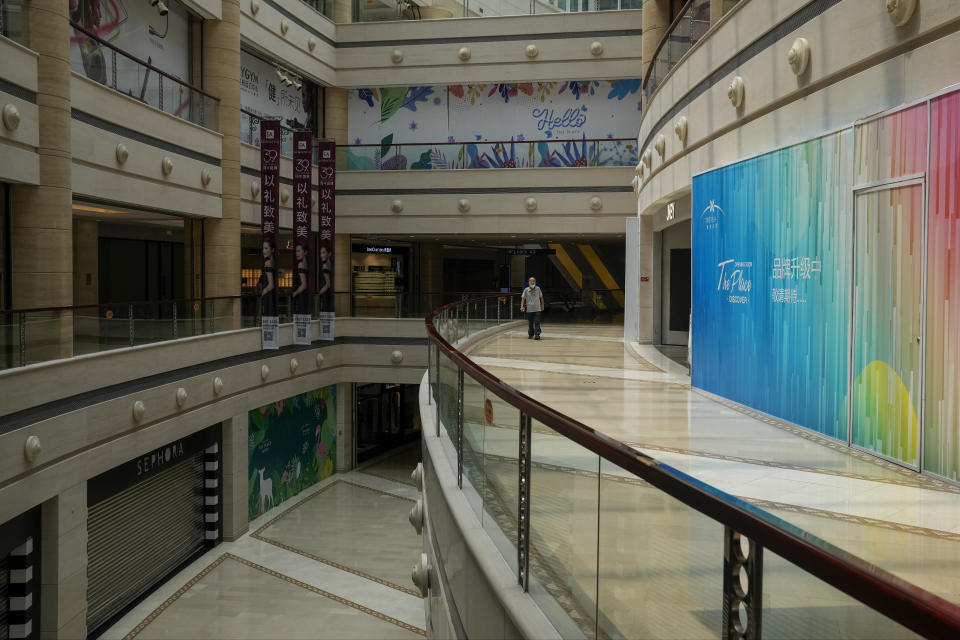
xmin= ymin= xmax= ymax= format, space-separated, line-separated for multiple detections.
xmin=521 ymin=276 xmax=545 ymax=340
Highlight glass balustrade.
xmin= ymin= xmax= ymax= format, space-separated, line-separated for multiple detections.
xmin=425 ymin=294 xmax=960 ymax=640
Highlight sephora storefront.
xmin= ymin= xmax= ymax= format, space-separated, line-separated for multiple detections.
xmin=85 ymin=425 xmax=221 ymax=636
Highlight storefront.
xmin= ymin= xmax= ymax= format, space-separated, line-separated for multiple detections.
xmin=351 ymin=243 xmax=408 ymax=317
xmin=355 ymin=383 xmax=421 ymax=463
xmin=85 ymin=425 xmax=220 ymax=637
xmin=692 ymin=88 xmax=960 ymax=479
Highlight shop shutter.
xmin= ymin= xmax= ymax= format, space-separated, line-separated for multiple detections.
xmin=0 ymin=552 xmax=8 ymax=640
xmin=86 ymin=452 xmax=204 ymax=635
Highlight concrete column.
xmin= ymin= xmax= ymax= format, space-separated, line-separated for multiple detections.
xmin=638 ymin=215 xmax=655 ymax=343
xmin=710 ymin=0 xmax=724 ymax=25
xmin=641 ymin=0 xmax=672 ymax=81
xmin=623 ymin=217 xmax=639 ymax=343
xmin=422 ymin=244 xmax=444 ymax=296
xmin=334 ymin=232 xmax=350 ymax=316
xmin=11 ymin=0 xmax=73 ymax=359
xmin=40 ymin=483 xmax=87 ymax=640
xmin=73 ymin=219 xmax=98 ymax=306
xmin=221 ymin=413 xmax=249 ymax=541
xmin=323 ymin=87 xmax=348 ymax=147
xmin=336 ymin=382 xmax=355 ymax=472
xmin=321 ymin=87 xmax=351 ymax=317
xmin=203 ymin=1 xmax=242 ymax=321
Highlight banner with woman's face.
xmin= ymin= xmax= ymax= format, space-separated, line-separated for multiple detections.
xmin=260 ymin=120 xmax=281 ymax=349
xmin=292 ymin=131 xmax=313 ymax=344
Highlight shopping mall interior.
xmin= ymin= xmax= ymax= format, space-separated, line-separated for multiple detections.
xmin=1 ymin=0 xmax=960 ymax=638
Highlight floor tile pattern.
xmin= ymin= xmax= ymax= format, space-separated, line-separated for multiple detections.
xmin=102 ymin=458 xmax=426 ymax=640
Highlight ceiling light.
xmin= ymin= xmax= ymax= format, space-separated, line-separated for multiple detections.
xmin=157 ymin=1 xmax=168 ymax=15
xmin=276 ymin=68 xmax=287 ymax=84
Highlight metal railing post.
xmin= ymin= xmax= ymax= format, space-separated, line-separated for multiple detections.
xmin=722 ymin=527 xmax=763 ymax=640
xmin=18 ymin=313 xmax=26 ymax=367
xmin=497 ymin=297 xmax=501 ymax=325
xmin=518 ymin=412 xmax=531 ymax=589
xmin=128 ymin=304 xmax=134 ymax=347
xmin=435 ymin=345 xmax=442 ymax=438
xmin=457 ymin=368 xmax=464 ymax=489
xmin=172 ymin=301 xmax=178 ymax=338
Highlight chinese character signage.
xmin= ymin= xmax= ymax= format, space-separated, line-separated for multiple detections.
xmin=317 ymin=140 xmax=336 ymax=341
xmin=293 ymin=130 xmax=313 ymax=345
xmin=260 ymin=119 xmax=281 ymax=349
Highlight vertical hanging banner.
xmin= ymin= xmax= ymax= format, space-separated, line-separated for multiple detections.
xmin=317 ymin=139 xmax=336 ymax=341
xmin=260 ymin=119 xmax=281 ymax=349
xmin=292 ymin=130 xmax=313 ymax=345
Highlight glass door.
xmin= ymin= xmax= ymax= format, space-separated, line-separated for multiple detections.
xmin=851 ymin=181 xmax=925 ymax=468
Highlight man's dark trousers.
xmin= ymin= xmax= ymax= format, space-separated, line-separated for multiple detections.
xmin=527 ymin=311 xmax=541 ymax=338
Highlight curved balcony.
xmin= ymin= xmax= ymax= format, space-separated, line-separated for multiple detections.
xmin=418 ymin=294 xmax=960 ymax=639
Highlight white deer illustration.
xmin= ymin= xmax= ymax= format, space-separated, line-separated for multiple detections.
xmin=258 ymin=468 xmax=274 ymax=514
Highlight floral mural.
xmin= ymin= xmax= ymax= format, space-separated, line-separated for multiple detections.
xmin=347 ymin=80 xmax=642 ymax=171
xmin=248 ymin=386 xmax=337 ymax=519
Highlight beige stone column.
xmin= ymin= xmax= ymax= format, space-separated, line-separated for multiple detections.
xmin=72 ymin=219 xmax=98 ymax=306
xmin=638 ymin=215 xmax=655 ymax=342
xmin=221 ymin=413 xmax=249 ymax=541
xmin=40 ymin=483 xmax=87 ymax=640
xmin=334 ymin=232 xmax=350 ymax=316
xmin=641 ymin=0 xmax=672 ymax=81
xmin=333 ymin=0 xmax=352 ymax=26
xmin=336 ymin=382 xmax=354 ymax=472
xmin=323 ymin=87 xmax=351 ymax=316
xmin=203 ymin=1 xmax=242 ymax=324
xmin=710 ymin=0 xmax=724 ymax=25
xmin=11 ymin=0 xmax=73 ymax=360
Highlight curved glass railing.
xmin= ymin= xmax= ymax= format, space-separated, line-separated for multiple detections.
xmin=642 ymin=0 xmax=712 ymax=106
xmin=426 ymin=294 xmax=960 ymax=639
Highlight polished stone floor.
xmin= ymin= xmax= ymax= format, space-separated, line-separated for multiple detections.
xmin=101 ymin=448 xmax=425 ymax=640
xmin=461 ymin=323 xmax=959 ymax=638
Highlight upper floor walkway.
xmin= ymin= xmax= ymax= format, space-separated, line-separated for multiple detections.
xmin=419 ymin=296 xmax=960 ymax=638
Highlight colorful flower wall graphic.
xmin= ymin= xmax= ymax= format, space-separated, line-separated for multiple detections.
xmin=347 ymin=79 xmax=642 ymax=169
xmin=248 ymin=386 xmax=337 ymax=519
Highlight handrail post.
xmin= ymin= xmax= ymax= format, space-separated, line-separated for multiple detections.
xmin=172 ymin=301 xmax=178 ymax=338
xmin=435 ymin=343 xmax=442 ymax=437
xmin=18 ymin=312 xmax=26 ymax=367
xmin=128 ymin=304 xmax=134 ymax=347
xmin=723 ymin=527 xmax=763 ymax=640
xmin=518 ymin=412 xmax=531 ymax=589
xmin=456 ymin=368 xmax=464 ymax=489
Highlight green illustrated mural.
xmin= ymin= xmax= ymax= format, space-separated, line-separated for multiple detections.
xmin=248 ymin=386 xmax=337 ymax=519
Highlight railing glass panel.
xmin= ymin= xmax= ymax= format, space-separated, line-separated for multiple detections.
xmin=596 ymin=458 xmax=723 ymax=638
xmin=528 ymin=417 xmax=599 ymax=639
xmin=482 ymin=387 xmax=521 ymax=574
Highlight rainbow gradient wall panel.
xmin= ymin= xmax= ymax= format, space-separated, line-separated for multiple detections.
xmin=691 ymin=131 xmax=853 ymax=441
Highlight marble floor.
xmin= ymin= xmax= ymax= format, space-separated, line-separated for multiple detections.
xmin=101 ymin=448 xmax=425 ymax=640
xmin=460 ymin=323 xmax=960 ymax=638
